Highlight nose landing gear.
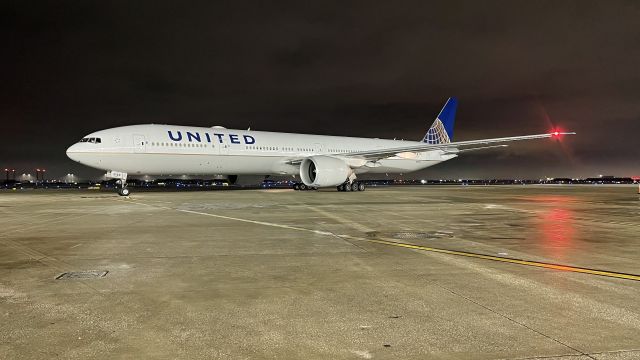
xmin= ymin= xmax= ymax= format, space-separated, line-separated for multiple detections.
xmin=117 ymin=186 xmax=130 ymax=197
xmin=106 ymin=171 xmax=131 ymax=197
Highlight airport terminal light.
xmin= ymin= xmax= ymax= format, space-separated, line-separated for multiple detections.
xmin=20 ymin=173 xmax=34 ymax=182
xmin=64 ymin=173 xmax=76 ymax=183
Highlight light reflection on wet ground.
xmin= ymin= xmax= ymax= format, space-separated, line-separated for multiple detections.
xmin=531 ymin=197 xmax=578 ymax=262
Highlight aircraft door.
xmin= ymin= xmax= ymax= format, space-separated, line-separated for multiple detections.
xmin=218 ymin=136 xmax=230 ymax=155
xmin=215 ymin=134 xmax=229 ymax=172
xmin=133 ymin=134 xmax=146 ymax=153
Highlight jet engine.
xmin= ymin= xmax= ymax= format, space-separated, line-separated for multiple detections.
xmin=300 ymin=156 xmax=351 ymax=187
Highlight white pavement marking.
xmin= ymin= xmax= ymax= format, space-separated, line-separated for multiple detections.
xmin=307 ymin=206 xmax=375 ymax=233
xmin=177 ymin=208 xmax=333 ymax=236
xmin=126 ymin=199 xmax=640 ymax=282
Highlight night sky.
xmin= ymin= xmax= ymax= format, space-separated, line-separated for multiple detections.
xmin=3 ymin=1 xmax=640 ymax=180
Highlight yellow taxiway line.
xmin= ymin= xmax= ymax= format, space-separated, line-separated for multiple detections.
xmin=341 ymin=235 xmax=640 ymax=282
xmin=125 ymin=199 xmax=640 ymax=282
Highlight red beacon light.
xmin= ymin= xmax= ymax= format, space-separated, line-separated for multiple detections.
xmin=549 ymin=129 xmax=572 ymax=138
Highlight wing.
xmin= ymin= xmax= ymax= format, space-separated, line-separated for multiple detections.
xmin=284 ymin=132 xmax=575 ymax=165
xmin=341 ymin=132 xmax=575 ymax=161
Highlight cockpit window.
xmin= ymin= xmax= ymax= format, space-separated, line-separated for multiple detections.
xmin=79 ymin=137 xmax=101 ymax=143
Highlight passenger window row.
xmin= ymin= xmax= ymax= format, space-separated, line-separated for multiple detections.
xmin=142 ymin=142 xmax=361 ymax=153
xmin=244 ymin=146 xmax=323 ymax=152
xmin=150 ymin=142 xmax=213 ymax=148
xmin=246 ymin=145 xmax=282 ymax=151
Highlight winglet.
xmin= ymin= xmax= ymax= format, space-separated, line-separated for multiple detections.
xmin=550 ymin=131 xmax=576 ymax=136
xmin=549 ymin=131 xmax=577 ymax=138
xmin=423 ymin=97 xmax=457 ymax=144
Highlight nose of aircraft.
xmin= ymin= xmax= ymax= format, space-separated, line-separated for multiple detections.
xmin=66 ymin=143 xmax=81 ymax=162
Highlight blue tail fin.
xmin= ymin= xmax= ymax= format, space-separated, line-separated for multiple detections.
xmin=422 ymin=97 xmax=457 ymax=144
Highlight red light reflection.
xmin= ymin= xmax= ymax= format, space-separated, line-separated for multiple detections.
xmin=538 ymin=207 xmax=576 ymax=260
xmin=522 ymin=195 xmax=578 ymax=261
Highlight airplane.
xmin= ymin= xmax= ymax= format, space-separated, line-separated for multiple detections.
xmin=66 ymin=97 xmax=574 ymax=196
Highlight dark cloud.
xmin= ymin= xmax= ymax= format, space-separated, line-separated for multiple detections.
xmin=2 ymin=1 xmax=639 ymax=179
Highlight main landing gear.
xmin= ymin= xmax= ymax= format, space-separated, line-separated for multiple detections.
xmin=293 ymin=183 xmax=318 ymax=191
xmin=337 ymin=181 xmax=366 ymax=192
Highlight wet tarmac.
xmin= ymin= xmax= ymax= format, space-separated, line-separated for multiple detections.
xmin=1 ymin=185 xmax=639 ymax=359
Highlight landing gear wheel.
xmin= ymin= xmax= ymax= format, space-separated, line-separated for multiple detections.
xmin=351 ymin=182 xmax=359 ymax=192
xmin=344 ymin=183 xmax=352 ymax=191
xmin=300 ymin=184 xmax=307 ymax=191
xmin=337 ymin=185 xmax=343 ymax=192
xmin=118 ymin=188 xmax=130 ymax=197
xmin=293 ymin=184 xmax=300 ymax=190
xmin=357 ymin=182 xmax=366 ymax=191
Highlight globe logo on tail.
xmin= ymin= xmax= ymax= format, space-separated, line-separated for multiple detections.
xmin=422 ymin=97 xmax=457 ymax=144
xmin=423 ymin=118 xmax=451 ymax=144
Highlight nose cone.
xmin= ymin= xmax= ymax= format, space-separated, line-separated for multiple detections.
xmin=66 ymin=144 xmax=82 ymax=163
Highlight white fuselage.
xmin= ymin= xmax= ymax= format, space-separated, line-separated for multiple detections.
xmin=66 ymin=124 xmax=456 ymax=177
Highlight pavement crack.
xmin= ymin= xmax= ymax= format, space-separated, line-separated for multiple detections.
xmin=322 ymin=230 xmax=369 ymax=252
xmin=429 ymin=280 xmax=596 ymax=360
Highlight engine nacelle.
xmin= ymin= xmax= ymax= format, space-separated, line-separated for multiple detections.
xmin=300 ymin=156 xmax=351 ymax=188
